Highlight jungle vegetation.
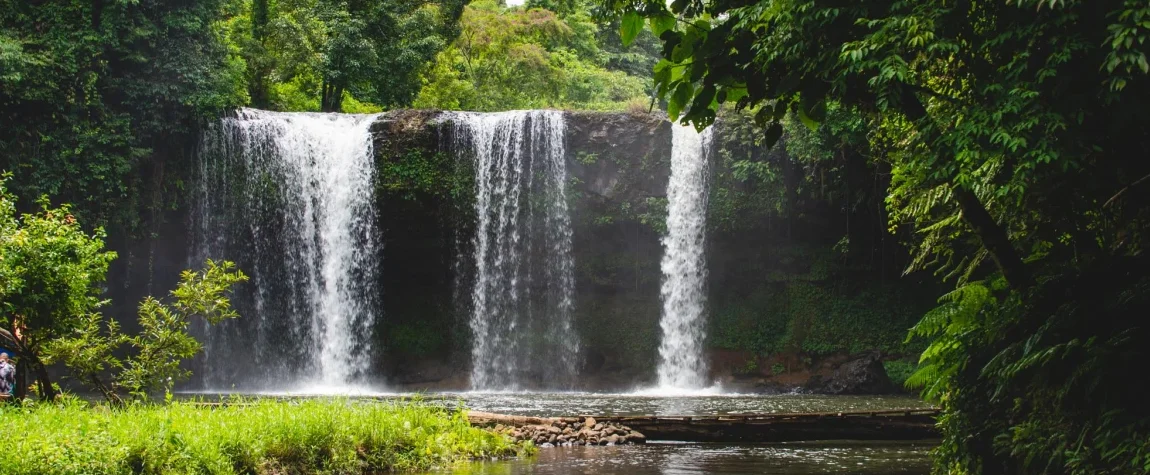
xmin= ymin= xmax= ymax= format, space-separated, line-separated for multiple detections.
xmin=3 ymin=0 xmax=1148 ymax=472
xmin=606 ymin=0 xmax=1150 ymax=472
xmin=0 ymin=0 xmax=656 ymax=229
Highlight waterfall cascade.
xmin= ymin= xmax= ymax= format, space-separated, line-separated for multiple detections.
xmin=655 ymin=123 xmax=713 ymax=390
xmin=447 ymin=110 xmax=579 ymax=390
xmin=193 ymin=108 xmax=381 ymax=390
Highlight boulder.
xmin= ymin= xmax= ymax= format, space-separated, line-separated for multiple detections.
xmin=804 ymin=351 xmax=895 ymax=395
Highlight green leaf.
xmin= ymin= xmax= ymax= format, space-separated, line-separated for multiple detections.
xmin=763 ymin=122 xmax=783 ymax=148
xmin=668 ymin=81 xmax=694 ymax=120
xmin=621 ymin=12 xmax=643 ymax=47
xmin=797 ymin=95 xmax=825 ymax=131
xmin=797 ymin=104 xmax=820 ymax=131
xmin=660 ymin=31 xmax=682 ymax=60
xmin=650 ymin=14 xmax=676 ymax=37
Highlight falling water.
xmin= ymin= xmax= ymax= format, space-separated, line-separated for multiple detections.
xmin=447 ymin=110 xmax=579 ymax=390
xmin=193 ymin=108 xmax=381 ymax=390
xmin=655 ymin=123 xmax=713 ymax=390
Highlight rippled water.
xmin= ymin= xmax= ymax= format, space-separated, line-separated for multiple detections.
xmin=179 ymin=390 xmax=931 ymax=418
xmin=178 ymin=390 xmax=931 ymax=418
xmin=437 ymin=441 xmax=932 ymax=475
xmin=175 ymin=391 xmax=936 ymax=473
xmin=447 ymin=392 xmax=931 ymax=417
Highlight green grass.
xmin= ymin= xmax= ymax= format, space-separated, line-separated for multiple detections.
xmin=0 ymin=397 xmax=527 ymax=475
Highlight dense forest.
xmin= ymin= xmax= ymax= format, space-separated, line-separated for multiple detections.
xmin=3 ymin=0 xmax=1150 ymax=473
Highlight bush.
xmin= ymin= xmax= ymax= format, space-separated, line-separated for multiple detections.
xmin=0 ymin=398 xmax=526 ymax=474
xmin=882 ymin=360 xmax=917 ymax=388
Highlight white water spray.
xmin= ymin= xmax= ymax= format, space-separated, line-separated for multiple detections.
xmin=194 ymin=108 xmax=381 ymax=390
xmin=655 ymin=123 xmax=713 ymax=390
xmin=447 ymin=110 xmax=578 ymax=390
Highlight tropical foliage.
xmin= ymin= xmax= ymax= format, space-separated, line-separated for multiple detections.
xmin=43 ymin=260 xmax=248 ymax=402
xmin=1 ymin=178 xmax=118 ymax=400
xmin=413 ymin=0 xmax=652 ymax=111
xmin=2 ymin=179 xmax=247 ymax=402
xmin=0 ymin=0 xmax=246 ymax=227
xmin=223 ymin=0 xmax=466 ymax=112
xmin=609 ymin=0 xmax=1150 ymax=472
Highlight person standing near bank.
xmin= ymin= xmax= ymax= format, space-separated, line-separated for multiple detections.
xmin=0 ymin=352 xmax=15 ymax=398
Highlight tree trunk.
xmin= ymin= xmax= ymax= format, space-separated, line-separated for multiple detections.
xmin=952 ymin=186 xmax=1031 ymax=290
xmin=31 ymin=354 xmax=56 ymax=400
xmin=14 ymin=358 xmax=26 ymax=400
xmin=900 ymin=89 xmax=1031 ymax=291
xmin=89 ymin=374 xmax=122 ymax=405
xmin=320 ymin=82 xmax=344 ymax=112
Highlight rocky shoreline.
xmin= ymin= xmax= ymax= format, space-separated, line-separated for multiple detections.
xmin=469 ymin=412 xmax=646 ymax=447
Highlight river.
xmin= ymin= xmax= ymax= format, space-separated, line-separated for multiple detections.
xmin=178 ymin=390 xmax=935 ymax=473
xmin=436 ymin=392 xmax=934 ymax=474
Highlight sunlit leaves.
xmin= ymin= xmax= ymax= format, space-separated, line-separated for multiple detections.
xmin=414 ymin=0 xmax=650 ymax=111
xmin=649 ymin=13 xmax=676 ymax=37
xmin=620 ymin=11 xmax=643 ymax=46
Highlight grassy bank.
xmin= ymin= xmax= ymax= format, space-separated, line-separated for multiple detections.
xmin=0 ymin=398 xmax=526 ymax=474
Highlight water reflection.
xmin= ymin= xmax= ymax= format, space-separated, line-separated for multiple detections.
xmin=442 ymin=441 xmax=933 ymax=475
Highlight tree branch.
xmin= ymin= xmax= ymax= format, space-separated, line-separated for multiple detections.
xmin=1103 ymin=172 xmax=1150 ymax=209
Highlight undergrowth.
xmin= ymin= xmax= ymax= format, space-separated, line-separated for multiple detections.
xmin=0 ymin=397 xmax=527 ymax=474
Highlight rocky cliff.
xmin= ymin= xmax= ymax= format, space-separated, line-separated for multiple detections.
xmin=107 ymin=109 xmax=931 ymax=393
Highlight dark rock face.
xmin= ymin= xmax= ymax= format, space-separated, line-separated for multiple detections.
xmin=565 ymin=111 xmax=672 ymax=202
xmin=125 ymin=108 xmax=930 ymax=393
xmin=804 ymin=352 xmax=895 ymax=395
xmin=369 ymin=110 xmax=674 ymax=389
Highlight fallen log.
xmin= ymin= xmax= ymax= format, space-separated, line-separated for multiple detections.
xmin=467 ymin=411 xmax=559 ymax=427
xmin=469 ymin=409 xmax=940 ymax=443
xmin=584 ymin=409 xmax=940 ymax=442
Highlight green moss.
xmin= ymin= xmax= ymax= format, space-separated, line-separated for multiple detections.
xmin=378 ymin=149 xmax=473 ymax=202
xmin=576 ymin=151 xmax=599 ymax=164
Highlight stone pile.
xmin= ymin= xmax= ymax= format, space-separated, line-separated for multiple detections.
xmin=490 ymin=417 xmax=646 ymax=448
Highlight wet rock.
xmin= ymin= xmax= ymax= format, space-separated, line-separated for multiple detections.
xmin=487 ymin=417 xmax=645 ymax=448
xmin=804 ymin=351 xmax=895 ymax=395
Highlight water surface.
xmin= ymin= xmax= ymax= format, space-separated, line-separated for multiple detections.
xmin=449 ymin=392 xmax=931 ymax=417
xmin=439 ymin=441 xmax=932 ymax=474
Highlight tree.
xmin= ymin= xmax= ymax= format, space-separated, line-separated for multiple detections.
xmin=413 ymin=0 xmax=648 ymax=111
xmin=0 ymin=0 xmax=246 ymax=229
xmin=2 ymin=178 xmax=248 ymax=402
xmin=610 ymin=0 xmax=1150 ymax=471
xmin=0 ymin=177 xmax=117 ymax=400
xmin=44 ymin=260 xmax=248 ymax=402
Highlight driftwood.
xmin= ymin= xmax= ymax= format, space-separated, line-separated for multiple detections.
xmin=469 ymin=409 xmax=940 ymax=443
xmin=467 ymin=411 xmax=560 ymax=427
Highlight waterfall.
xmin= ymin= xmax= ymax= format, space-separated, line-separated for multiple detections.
xmin=655 ymin=123 xmax=713 ymax=390
xmin=447 ymin=110 xmax=579 ymax=390
xmin=193 ymin=108 xmax=381 ymax=390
